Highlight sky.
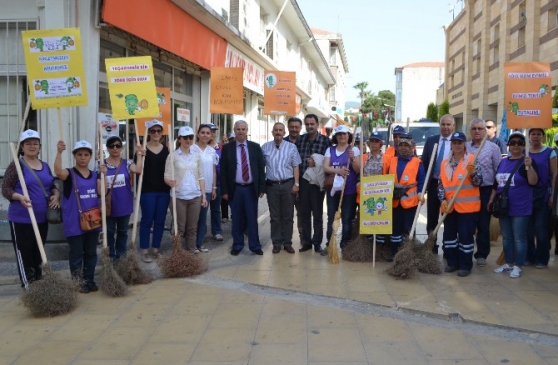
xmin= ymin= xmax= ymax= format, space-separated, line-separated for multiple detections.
xmin=297 ymin=0 xmax=463 ymax=103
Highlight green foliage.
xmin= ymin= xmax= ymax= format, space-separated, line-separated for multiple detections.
xmin=438 ymin=100 xmax=450 ymax=118
xmin=552 ymin=92 xmax=558 ymax=108
xmin=554 ymin=113 xmax=558 ymax=127
xmin=426 ymin=102 xmax=438 ymax=123
xmin=353 ymin=82 xmax=370 ymax=104
xmin=361 ymin=90 xmax=395 ymax=117
xmin=545 ymin=127 xmax=558 ymax=146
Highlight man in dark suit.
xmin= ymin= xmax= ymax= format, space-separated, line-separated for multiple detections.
xmin=221 ymin=120 xmax=266 ymax=256
xmin=421 ymin=114 xmax=455 ymax=254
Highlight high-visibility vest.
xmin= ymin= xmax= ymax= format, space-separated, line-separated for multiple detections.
xmin=440 ymin=154 xmax=480 ymax=213
xmin=385 ymin=146 xmax=396 ymax=159
xmin=389 ymin=156 xmax=420 ymax=208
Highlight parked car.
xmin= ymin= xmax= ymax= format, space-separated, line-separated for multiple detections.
xmin=375 ymin=119 xmax=439 ymax=157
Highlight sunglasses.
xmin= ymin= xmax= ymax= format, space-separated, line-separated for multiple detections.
xmin=181 ymin=135 xmax=194 ymax=140
xmin=149 ymin=129 xmax=163 ymax=134
xmin=486 ymin=125 xmax=495 ymax=129
xmin=508 ymin=140 xmax=525 ymax=146
xmin=108 ymin=144 xmax=123 ymax=149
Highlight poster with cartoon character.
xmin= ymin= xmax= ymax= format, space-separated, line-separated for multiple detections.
xmin=359 ymin=175 xmax=395 ymax=235
xmin=263 ymin=70 xmax=296 ymax=115
xmin=105 ymin=56 xmax=159 ymax=120
xmin=504 ymin=62 xmax=552 ymax=129
xmin=21 ymin=28 xmax=88 ymax=108
xmin=137 ymin=87 xmax=171 ymax=136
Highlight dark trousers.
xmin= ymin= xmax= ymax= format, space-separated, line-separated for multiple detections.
xmin=474 ymin=186 xmax=492 ymax=259
xmin=267 ymin=179 xmax=295 ymax=247
xmin=443 ymin=211 xmax=477 ymax=271
xmin=299 ymin=178 xmax=325 ymax=248
xmin=548 ymin=213 xmax=558 ymax=253
xmin=67 ymin=231 xmax=99 ymax=285
xmin=221 ymin=192 xmax=230 ymax=219
xmin=106 ymin=214 xmax=130 ymax=261
xmin=390 ymin=205 xmax=417 ymax=254
xmin=527 ymin=205 xmax=550 ymax=265
xmin=231 ymin=184 xmax=261 ymax=252
xmin=426 ymin=178 xmax=441 ymax=250
xmin=210 ymin=186 xmax=222 ymax=235
xmin=326 ymin=192 xmax=357 ymax=245
xmin=10 ymin=221 xmax=47 ymax=288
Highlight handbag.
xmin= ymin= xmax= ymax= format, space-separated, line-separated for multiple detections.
xmin=323 ymin=173 xmax=335 ymax=191
xmin=490 ymin=158 xmax=523 ymax=218
xmin=71 ymin=169 xmax=102 ymax=231
xmin=19 ymin=158 xmax=62 ymax=224
xmin=104 ymin=158 xmax=123 ymax=218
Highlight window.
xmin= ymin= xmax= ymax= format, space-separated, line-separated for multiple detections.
xmin=152 ymin=60 xmax=172 ymax=88
xmin=492 ymin=23 xmax=500 ymax=42
xmin=518 ymin=27 xmax=525 ymax=48
xmin=265 ymin=30 xmax=274 ymax=59
xmin=492 ymin=44 xmax=499 ymax=64
xmin=99 ymin=40 xmax=125 ymax=72
xmin=519 ymin=1 xmax=526 ymax=22
xmin=548 ymin=6 xmax=558 ymax=32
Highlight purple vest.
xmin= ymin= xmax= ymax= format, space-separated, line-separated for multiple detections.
xmin=62 ymin=168 xmax=101 ymax=237
xmin=8 ymin=161 xmax=54 ymax=224
xmin=495 ymin=158 xmax=532 ymax=217
xmin=529 ymin=147 xmax=553 ymax=201
xmin=105 ymin=160 xmax=133 ymax=217
xmin=329 ymin=146 xmax=359 ymax=195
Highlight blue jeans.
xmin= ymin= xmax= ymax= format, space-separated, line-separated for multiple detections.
xmin=326 ymin=192 xmax=357 ymax=246
xmin=196 ymin=192 xmax=212 ymax=247
xmin=139 ymin=192 xmax=170 ymax=250
xmin=210 ymin=186 xmax=222 ymax=235
xmin=499 ymin=215 xmax=529 ymax=267
xmin=106 ymin=214 xmax=131 ymax=260
xmin=527 ymin=206 xmax=550 ymax=265
xmin=67 ymin=232 xmax=99 ymax=285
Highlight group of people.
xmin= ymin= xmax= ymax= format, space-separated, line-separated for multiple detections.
xmin=3 ymin=113 xmax=556 ymax=293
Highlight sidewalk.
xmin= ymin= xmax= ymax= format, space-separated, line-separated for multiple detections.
xmin=1 ymin=202 xmax=558 ymax=363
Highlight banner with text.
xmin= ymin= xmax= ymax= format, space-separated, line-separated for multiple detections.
xmin=504 ymin=62 xmax=553 ymax=129
xmin=264 ymin=71 xmax=296 ymax=115
xmin=105 ymin=56 xmax=159 ymax=120
xmin=359 ymin=174 xmax=395 ymax=235
xmin=22 ymin=27 xmax=88 ymax=109
xmin=137 ymin=87 xmax=171 ymax=135
xmin=210 ymin=67 xmax=244 ymax=114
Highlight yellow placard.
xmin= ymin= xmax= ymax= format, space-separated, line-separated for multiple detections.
xmin=21 ymin=28 xmax=88 ymax=109
xmin=504 ymin=62 xmax=553 ymax=129
xmin=105 ymin=56 xmax=159 ymax=120
xmin=359 ymin=175 xmax=395 ymax=235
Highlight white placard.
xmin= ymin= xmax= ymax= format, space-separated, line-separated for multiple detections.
xmin=176 ymin=108 xmax=190 ymax=122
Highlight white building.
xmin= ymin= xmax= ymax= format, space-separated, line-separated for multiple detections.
xmin=394 ymin=62 xmax=445 ymax=122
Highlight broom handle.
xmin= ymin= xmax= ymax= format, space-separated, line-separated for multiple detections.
xmin=15 ymin=98 xmax=32 ymax=154
xmin=99 ymin=123 xmax=108 ymax=249
xmin=525 ymin=137 xmax=530 ymax=170
xmin=131 ymin=122 xmax=148 ymax=243
xmin=431 ymin=134 xmax=489 ymax=236
xmin=409 ymin=143 xmax=438 ymax=237
xmin=57 ymin=108 xmax=64 ymax=143
xmin=9 ymin=143 xmax=48 ymax=265
xmin=169 ymin=131 xmax=178 ymax=236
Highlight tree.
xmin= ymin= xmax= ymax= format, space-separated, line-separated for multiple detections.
xmin=438 ymin=100 xmax=450 ymax=118
xmin=426 ymin=102 xmax=438 ymax=122
xmin=361 ymin=90 xmax=395 ymax=126
xmin=353 ymin=82 xmax=369 ymax=109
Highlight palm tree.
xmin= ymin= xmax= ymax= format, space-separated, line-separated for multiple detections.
xmin=353 ymin=82 xmax=369 ymax=110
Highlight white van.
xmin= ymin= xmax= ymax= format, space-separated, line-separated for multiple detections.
xmin=375 ymin=120 xmax=439 ymax=157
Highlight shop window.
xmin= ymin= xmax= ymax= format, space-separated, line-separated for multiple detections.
xmin=99 ymin=40 xmax=126 ymax=73
xmin=174 ymin=70 xmax=193 ymax=96
xmin=152 ymin=60 xmax=172 ymax=88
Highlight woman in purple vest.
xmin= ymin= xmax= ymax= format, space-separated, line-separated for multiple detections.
xmin=322 ymin=125 xmax=361 ymax=256
xmin=55 ymin=139 xmax=101 ymax=293
xmin=489 ymin=132 xmax=538 ymax=279
xmin=2 ymin=130 xmax=60 ymax=288
xmin=98 ymin=135 xmax=144 ymax=261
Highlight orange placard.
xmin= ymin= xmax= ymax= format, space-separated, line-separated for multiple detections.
xmin=137 ymin=87 xmax=171 ymax=135
xmin=504 ymin=62 xmax=553 ymax=129
xmin=210 ymin=67 xmax=244 ymax=114
xmin=264 ymin=71 xmax=296 ymax=115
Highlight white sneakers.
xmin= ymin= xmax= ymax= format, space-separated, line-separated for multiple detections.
xmin=494 ymin=263 xmax=522 ymax=278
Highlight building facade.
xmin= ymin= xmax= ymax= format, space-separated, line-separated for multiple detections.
xmin=443 ymin=0 xmax=558 ymax=131
xmin=394 ymin=62 xmax=445 ymax=123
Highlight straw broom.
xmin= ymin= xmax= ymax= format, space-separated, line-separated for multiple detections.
xmin=98 ymin=124 xmax=128 ymax=297
xmin=10 ymin=143 xmax=78 ymax=317
xmin=116 ymin=122 xmax=153 ymax=285
xmin=327 ymin=125 xmax=358 ymax=264
xmin=158 ymin=129 xmax=208 ymax=278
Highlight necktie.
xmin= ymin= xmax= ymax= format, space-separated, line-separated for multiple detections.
xmin=434 ymin=138 xmax=446 ymax=178
xmin=240 ymin=143 xmax=249 ymax=182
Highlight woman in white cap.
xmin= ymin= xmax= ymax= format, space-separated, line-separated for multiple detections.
xmin=138 ymin=120 xmax=171 ymax=262
xmin=322 ymin=125 xmax=361 ymax=255
xmin=164 ymin=126 xmax=208 ymax=252
xmin=54 ymin=139 xmax=100 ymax=293
xmin=2 ymin=130 xmax=60 ymax=289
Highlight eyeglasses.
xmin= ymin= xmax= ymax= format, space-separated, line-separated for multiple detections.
xmin=108 ymin=144 xmax=123 ymax=149
xmin=149 ymin=129 xmax=163 ymax=134
xmin=508 ymin=140 xmax=525 ymax=146
xmin=471 ymin=127 xmax=485 ymax=131
xmin=181 ymin=135 xmax=194 ymax=140
xmin=486 ymin=125 xmax=495 ymax=129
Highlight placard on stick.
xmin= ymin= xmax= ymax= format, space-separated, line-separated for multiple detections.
xmin=210 ymin=67 xmax=244 ymax=114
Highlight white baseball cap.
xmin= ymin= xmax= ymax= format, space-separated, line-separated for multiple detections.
xmin=335 ymin=125 xmax=350 ymax=134
xmin=20 ymin=129 xmax=40 ymax=142
xmin=145 ymin=120 xmax=164 ymax=130
xmin=72 ymin=140 xmax=93 ymax=153
xmin=178 ymin=126 xmax=194 ymax=137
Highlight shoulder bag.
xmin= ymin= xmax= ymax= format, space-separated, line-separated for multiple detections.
xmin=104 ymin=158 xmax=123 ymax=217
xmin=71 ymin=169 xmax=102 ymax=231
xmin=490 ymin=158 xmax=523 ymax=218
xmin=19 ymin=158 xmax=62 ymax=224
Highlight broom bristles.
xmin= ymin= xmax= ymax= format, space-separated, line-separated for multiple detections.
xmin=116 ymin=248 xmax=153 ymax=285
xmin=158 ymin=235 xmax=208 ymax=278
xmin=20 ymin=265 xmax=78 ymax=317
xmin=386 ymin=239 xmax=418 ymax=279
xmin=99 ymin=248 xmax=128 ymax=297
